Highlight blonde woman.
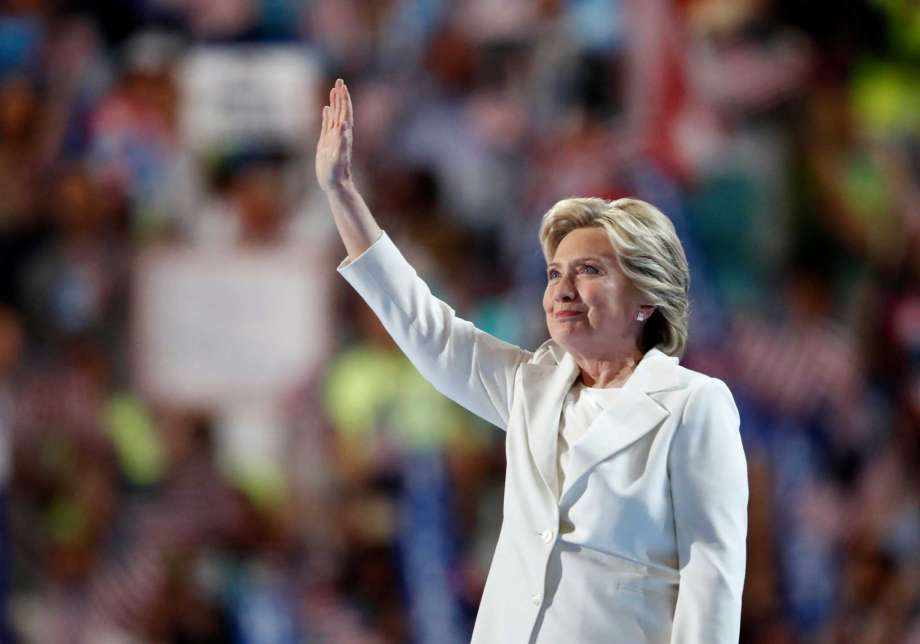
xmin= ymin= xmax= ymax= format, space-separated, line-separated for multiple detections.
xmin=316 ymin=79 xmax=748 ymax=644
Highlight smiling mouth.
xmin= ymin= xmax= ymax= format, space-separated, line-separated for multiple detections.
xmin=555 ymin=311 xmax=584 ymax=320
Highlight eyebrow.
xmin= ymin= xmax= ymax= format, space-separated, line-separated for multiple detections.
xmin=546 ymin=256 xmax=610 ymax=269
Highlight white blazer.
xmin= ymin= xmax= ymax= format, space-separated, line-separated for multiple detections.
xmin=339 ymin=233 xmax=748 ymax=644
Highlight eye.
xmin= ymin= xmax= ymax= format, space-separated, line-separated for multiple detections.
xmin=547 ymin=268 xmax=561 ymax=280
xmin=579 ymin=264 xmax=599 ymax=274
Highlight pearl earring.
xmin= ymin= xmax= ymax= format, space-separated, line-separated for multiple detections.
xmin=636 ymin=312 xmax=646 ymax=322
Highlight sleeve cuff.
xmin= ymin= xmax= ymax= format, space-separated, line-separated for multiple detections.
xmin=336 ymin=230 xmax=388 ymax=271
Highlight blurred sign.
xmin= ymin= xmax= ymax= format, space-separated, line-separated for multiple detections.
xmin=134 ymin=246 xmax=328 ymax=407
xmin=400 ymin=453 xmax=469 ymax=643
xmin=178 ymin=46 xmax=318 ymax=152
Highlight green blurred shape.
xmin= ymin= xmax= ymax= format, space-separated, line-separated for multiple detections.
xmin=226 ymin=462 xmax=286 ymax=510
xmin=47 ymin=496 xmax=87 ymax=544
xmin=853 ymin=61 xmax=920 ymax=137
xmin=325 ymin=345 xmax=468 ymax=450
xmin=104 ymin=394 xmax=164 ymax=486
xmin=841 ymin=152 xmax=890 ymax=222
xmin=872 ymin=0 xmax=920 ymax=55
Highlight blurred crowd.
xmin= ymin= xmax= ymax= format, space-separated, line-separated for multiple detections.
xmin=1 ymin=0 xmax=918 ymax=643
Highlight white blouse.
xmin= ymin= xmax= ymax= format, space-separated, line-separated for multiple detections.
xmin=556 ymin=382 xmax=622 ymax=498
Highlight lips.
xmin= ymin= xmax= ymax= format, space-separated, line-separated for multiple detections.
xmin=555 ymin=310 xmax=584 ymax=319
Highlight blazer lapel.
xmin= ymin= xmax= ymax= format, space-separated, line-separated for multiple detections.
xmin=559 ymin=349 xmax=683 ymax=501
xmin=520 ymin=351 xmax=579 ymax=497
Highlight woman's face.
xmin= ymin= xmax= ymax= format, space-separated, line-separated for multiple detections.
xmin=543 ymin=227 xmax=643 ymax=359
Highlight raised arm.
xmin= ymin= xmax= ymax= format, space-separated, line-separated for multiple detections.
xmin=315 ymin=80 xmax=530 ymax=429
xmin=315 ymin=79 xmax=381 ymax=260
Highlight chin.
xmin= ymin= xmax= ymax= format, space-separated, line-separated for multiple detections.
xmin=548 ymin=326 xmax=580 ymax=350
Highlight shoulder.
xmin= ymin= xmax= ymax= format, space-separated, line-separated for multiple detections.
xmin=663 ymin=366 xmax=746 ymax=482
xmin=669 ymin=367 xmax=739 ymax=432
xmin=674 ymin=365 xmax=733 ymax=397
xmin=638 ymin=353 xmax=738 ymax=427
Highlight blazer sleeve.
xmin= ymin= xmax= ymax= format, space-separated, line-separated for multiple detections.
xmin=337 ymin=232 xmax=530 ymax=430
xmin=669 ymin=377 xmax=748 ymax=644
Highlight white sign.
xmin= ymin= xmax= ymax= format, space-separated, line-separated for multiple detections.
xmin=135 ymin=245 xmax=329 ymax=407
xmin=179 ymin=46 xmax=318 ymax=152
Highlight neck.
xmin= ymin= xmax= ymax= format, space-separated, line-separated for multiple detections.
xmin=573 ymin=346 xmax=644 ymax=388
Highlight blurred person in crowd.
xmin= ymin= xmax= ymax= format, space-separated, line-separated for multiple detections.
xmin=188 ymin=142 xmax=334 ymax=249
xmin=21 ymin=162 xmax=129 ymax=353
xmin=0 ymin=74 xmax=53 ymax=312
xmin=0 ymin=75 xmax=42 ymax=227
xmin=317 ymin=80 xmax=747 ymax=643
xmin=802 ymin=82 xmax=911 ymax=277
xmin=9 ymin=374 xmax=122 ymax=641
xmin=86 ymin=29 xmax=183 ymax=236
xmin=193 ymin=147 xmax=291 ymax=247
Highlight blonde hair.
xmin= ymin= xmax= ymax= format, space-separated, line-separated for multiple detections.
xmin=539 ymin=197 xmax=690 ymax=356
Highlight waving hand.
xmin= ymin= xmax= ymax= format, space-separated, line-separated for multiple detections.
xmin=316 ymin=79 xmax=354 ymax=192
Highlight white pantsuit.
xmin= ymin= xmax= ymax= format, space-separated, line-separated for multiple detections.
xmin=339 ymin=233 xmax=748 ymax=644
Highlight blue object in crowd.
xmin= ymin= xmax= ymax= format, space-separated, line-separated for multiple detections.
xmin=399 ymin=451 xmax=468 ymax=644
xmin=0 ymin=16 xmax=42 ymax=79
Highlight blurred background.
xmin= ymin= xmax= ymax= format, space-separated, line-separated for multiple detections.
xmin=0 ymin=0 xmax=918 ymax=642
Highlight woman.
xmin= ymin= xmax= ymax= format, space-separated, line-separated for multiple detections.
xmin=316 ymin=79 xmax=748 ymax=644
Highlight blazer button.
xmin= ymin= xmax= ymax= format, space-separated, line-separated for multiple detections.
xmin=541 ymin=529 xmax=554 ymax=544
xmin=531 ymin=592 xmax=542 ymax=605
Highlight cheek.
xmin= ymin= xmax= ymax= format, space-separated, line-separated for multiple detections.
xmin=584 ymin=284 xmax=627 ymax=321
xmin=542 ymin=287 xmax=553 ymax=314
xmin=580 ymin=283 xmax=608 ymax=308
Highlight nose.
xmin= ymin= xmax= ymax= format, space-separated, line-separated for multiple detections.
xmin=554 ymin=271 xmax=577 ymax=302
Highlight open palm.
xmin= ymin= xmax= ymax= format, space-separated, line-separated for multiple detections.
xmin=315 ymin=79 xmax=353 ymax=191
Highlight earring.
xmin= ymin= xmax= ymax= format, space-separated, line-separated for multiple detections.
xmin=636 ymin=312 xmax=646 ymax=322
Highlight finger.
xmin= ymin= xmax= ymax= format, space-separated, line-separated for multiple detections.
xmin=321 ymin=105 xmax=329 ymax=134
xmin=333 ymin=84 xmax=343 ymax=127
xmin=330 ymin=87 xmax=338 ymax=126
xmin=337 ymin=86 xmax=346 ymax=127
xmin=337 ymin=79 xmax=346 ymax=123
xmin=344 ymin=83 xmax=353 ymax=128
